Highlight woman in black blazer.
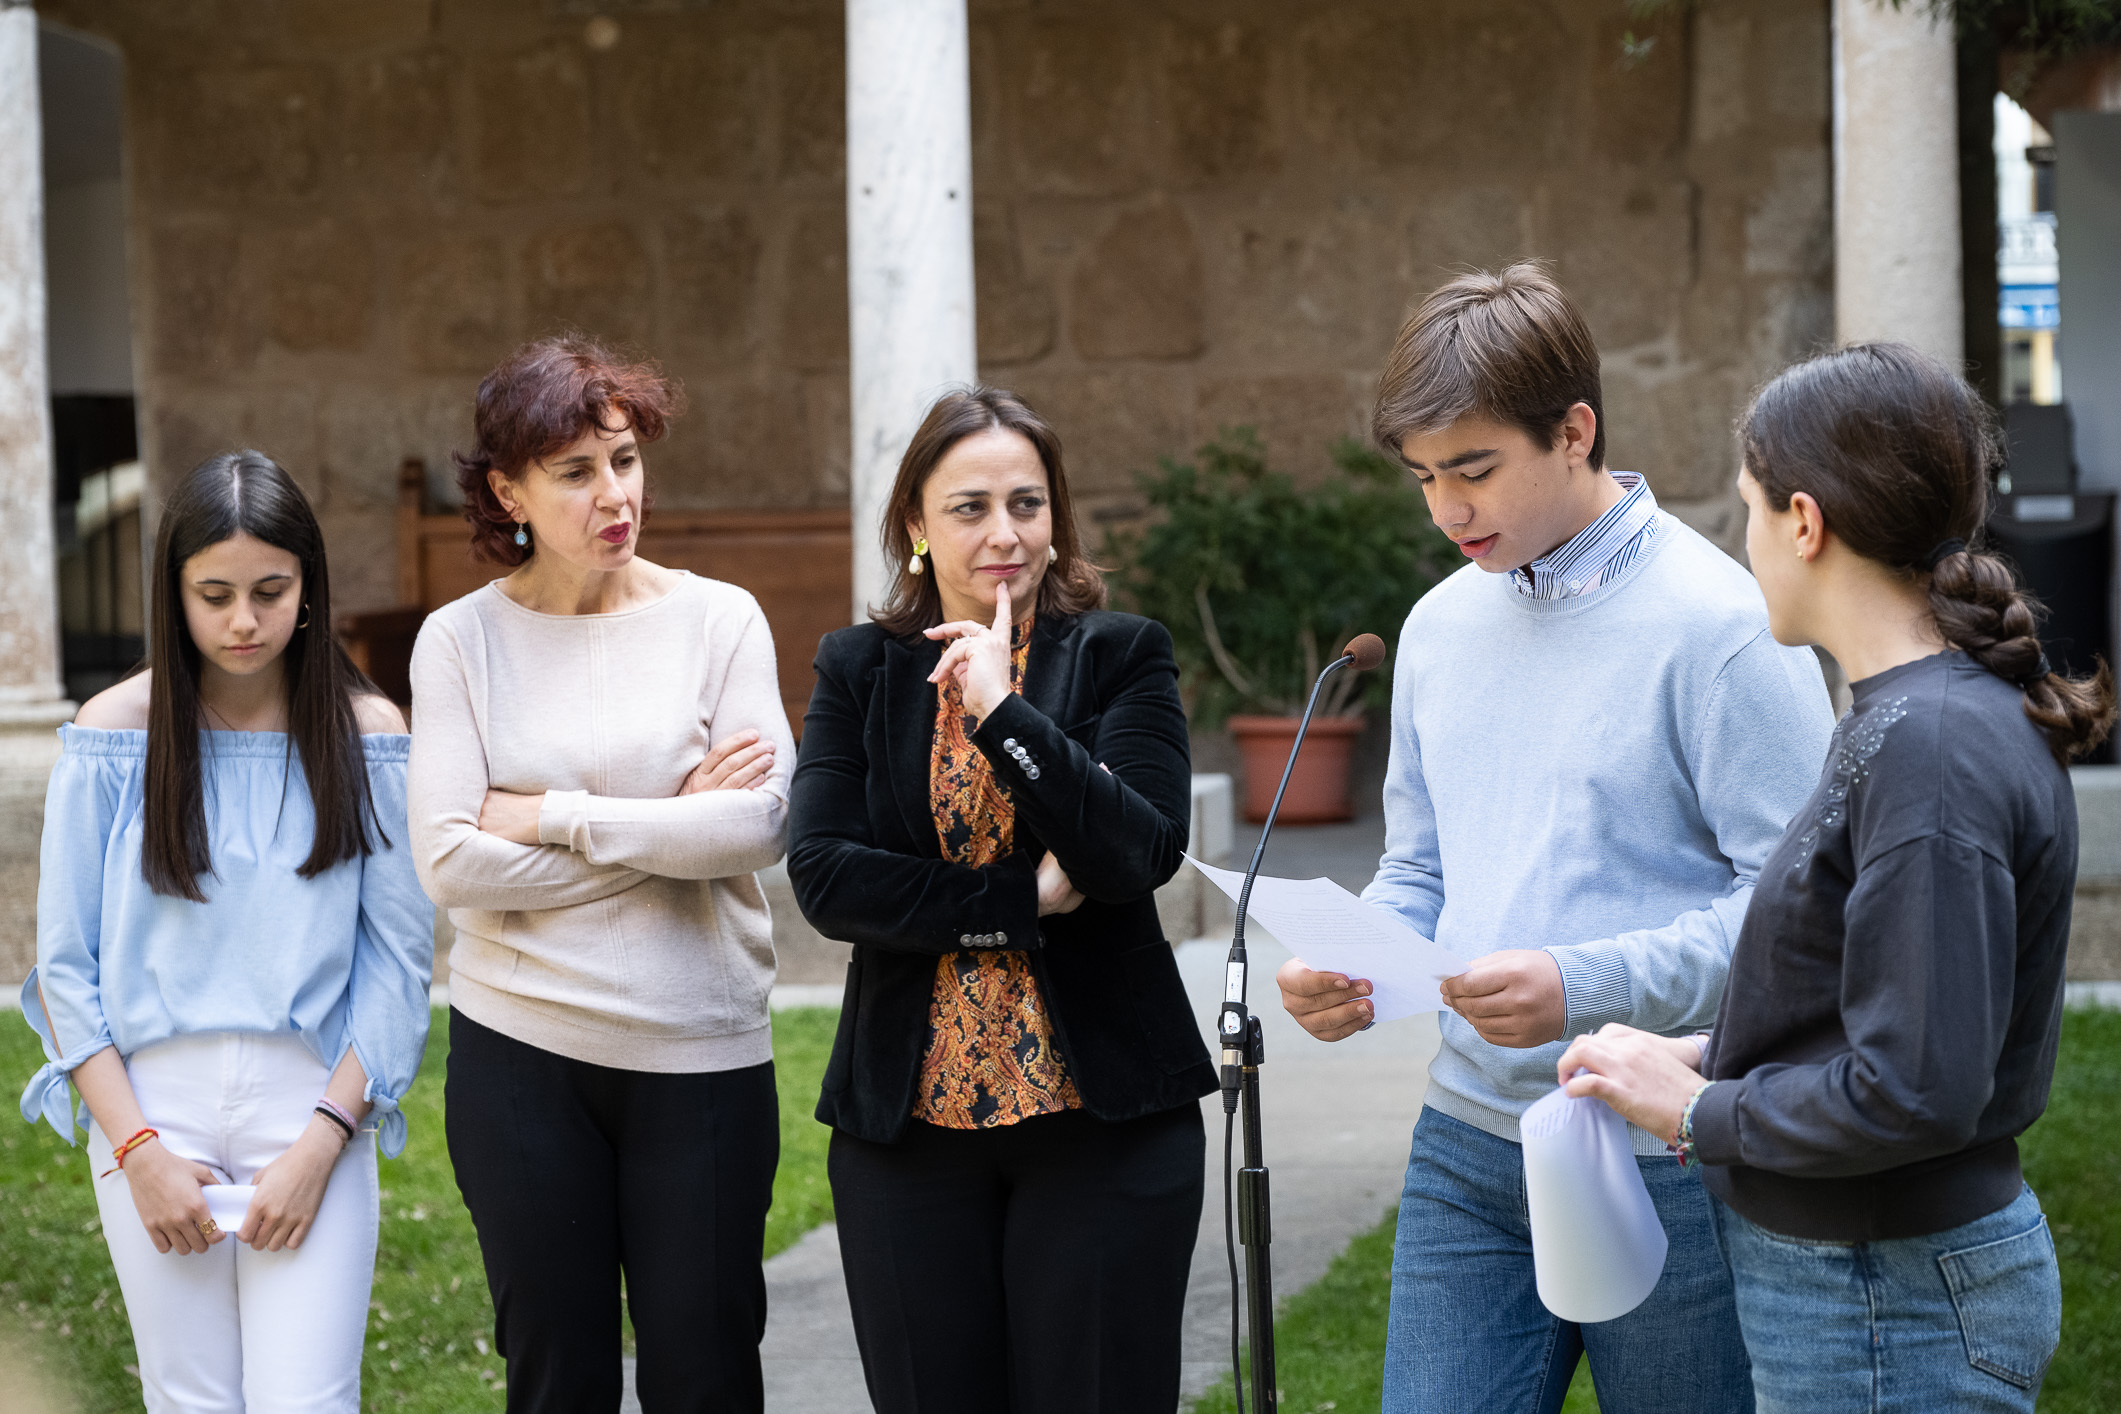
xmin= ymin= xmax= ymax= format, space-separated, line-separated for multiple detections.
xmin=788 ymin=386 xmax=1216 ymax=1414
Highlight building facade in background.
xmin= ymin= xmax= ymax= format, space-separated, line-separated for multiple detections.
xmin=35 ymin=0 xmax=1834 ymax=621
xmin=1998 ymin=93 xmax=2061 ymax=404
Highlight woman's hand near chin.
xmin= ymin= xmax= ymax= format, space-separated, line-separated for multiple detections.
xmin=926 ymin=583 xmax=1017 ymax=725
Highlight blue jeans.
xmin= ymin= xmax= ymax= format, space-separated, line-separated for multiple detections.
xmin=1710 ymin=1185 xmax=2060 ymax=1413
xmin=1384 ymin=1108 xmax=1752 ymax=1414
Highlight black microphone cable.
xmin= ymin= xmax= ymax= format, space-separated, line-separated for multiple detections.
xmin=1216 ymin=632 xmax=1386 ymax=1414
xmin=1225 ymin=1107 xmax=1245 ymax=1414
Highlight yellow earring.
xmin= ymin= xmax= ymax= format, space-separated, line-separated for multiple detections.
xmin=910 ymin=537 xmax=928 ymax=575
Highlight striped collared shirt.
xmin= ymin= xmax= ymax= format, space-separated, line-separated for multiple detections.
xmin=1509 ymin=472 xmax=1659 ymax=601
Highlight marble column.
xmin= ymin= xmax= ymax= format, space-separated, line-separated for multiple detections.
xmin=845 ymin=0 xmax=976 ymax=621
xmin=1832 ymin=0 xmax=1964 ymax=361
xmin=0 ymin=1 xmax=70 ymax=726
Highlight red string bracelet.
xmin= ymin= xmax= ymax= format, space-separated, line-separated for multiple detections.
xmin=100 ymin=1126 xmax=158 ymax=1178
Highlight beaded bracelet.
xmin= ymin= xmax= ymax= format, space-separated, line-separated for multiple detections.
xmin=313 ymin=1098 xmax=358 ymax=1143
xmin=1671 ymin=1082 xmax=1714 ymax=1169
xmin=100 ymin=1126 xmax=158 ymax=1178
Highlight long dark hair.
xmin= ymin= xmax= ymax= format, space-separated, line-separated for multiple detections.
xmin=1741 ymin=343 xmax=2115 ymax=763
xmin=871 ymin=386 xmax=1107 ymax=636
xmin=142 ymin=452 xmax=387 ymax=901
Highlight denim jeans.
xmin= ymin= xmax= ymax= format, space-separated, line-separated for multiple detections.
xmin=1383 ymin=1107 xmax=1752 ymax=1414
xmin=1711 ymin=1185 xmax=2060 ymax=1413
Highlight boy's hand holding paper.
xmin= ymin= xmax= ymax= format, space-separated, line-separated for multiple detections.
xmin=1438 ymin=950 xmax=1568 ymax=1048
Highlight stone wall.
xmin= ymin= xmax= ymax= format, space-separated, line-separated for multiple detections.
xmin=40 ymin=0 xmax=1833 ymax=615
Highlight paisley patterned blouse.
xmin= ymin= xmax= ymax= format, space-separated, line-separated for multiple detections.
xmin=912 ymin=618 xmax=1084 ymax=1129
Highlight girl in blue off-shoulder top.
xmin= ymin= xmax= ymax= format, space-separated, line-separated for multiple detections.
xmin=18 ymin=451 xmax=433 ymax=1413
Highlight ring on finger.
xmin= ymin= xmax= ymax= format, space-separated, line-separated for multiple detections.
xmin=196 ymin=1217 xmax=219 ymax=1235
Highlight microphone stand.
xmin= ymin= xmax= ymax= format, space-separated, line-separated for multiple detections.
xmin=1218 ymin=647 xmax=1362 ymax=1414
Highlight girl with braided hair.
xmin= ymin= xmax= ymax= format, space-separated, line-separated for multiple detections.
xmin=1555 ymin=342 xmax=2113 ymax=1413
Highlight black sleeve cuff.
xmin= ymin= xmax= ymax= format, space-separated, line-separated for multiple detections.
xmin=953 ymin=849 xmax=1043 ymax=952
xmin=1691 ymin=1077 xmax=1745 ymax=1167
xmin=971 ymin=693 xmax=1065 ymax=795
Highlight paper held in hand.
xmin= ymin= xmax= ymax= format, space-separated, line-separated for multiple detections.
xmin=1520 ymin=1083 xmax=1669 ymax=1323
xmin=1185 ymin=855 xmax=1471 ymax=1021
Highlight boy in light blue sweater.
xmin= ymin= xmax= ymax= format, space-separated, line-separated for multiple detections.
xmin=1278 ymin=264 xmax=1834 ymax=1413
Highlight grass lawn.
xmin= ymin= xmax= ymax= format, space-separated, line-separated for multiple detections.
xmin=0 ymin=1005 xmax=842 ymax=1413
xmin=2021 ymin=1006 xmax=2121 ymax=1411
xmin=1188 ymin=1006 xmax=2121 ymax=1414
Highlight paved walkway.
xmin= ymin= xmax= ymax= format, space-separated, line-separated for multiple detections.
xmin=622 ymin=816 xmax=1438 ymax=1413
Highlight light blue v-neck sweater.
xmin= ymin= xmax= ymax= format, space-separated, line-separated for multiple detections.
xmin=1362 ymin=512 xmax=1836 ymax=1154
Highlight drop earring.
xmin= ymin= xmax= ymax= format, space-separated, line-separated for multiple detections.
xmin=909 ymin=537 xmax=928 ymax=575
xmin=1047 ymin=545 xmax=1058 ymax=566
xmin=514 ymin=525 xmax=530 ymax=547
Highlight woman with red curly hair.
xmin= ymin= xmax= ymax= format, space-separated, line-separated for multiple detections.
xmin=406 ymin=336 xmax=795 ymax=1411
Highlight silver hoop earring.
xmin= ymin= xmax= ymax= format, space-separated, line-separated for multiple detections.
xmin=1047 ymin=545 xmax=1058 ymax=566
xmin=296 ymin=602 xmax=311 ymax=629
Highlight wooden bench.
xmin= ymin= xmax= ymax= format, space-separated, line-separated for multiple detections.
xmin=338 ymin=459 xmax=853 ymax=735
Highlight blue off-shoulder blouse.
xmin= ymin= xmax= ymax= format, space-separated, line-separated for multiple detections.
xmin=17 ymin=725 xmax=435 ymax=1157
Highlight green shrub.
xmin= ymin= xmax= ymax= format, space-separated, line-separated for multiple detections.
xmin=1106 ymin=430 xmax=1456 ymax=728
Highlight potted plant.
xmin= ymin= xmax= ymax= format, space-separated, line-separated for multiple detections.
xmin=1108 ymin=430 xmax=1456 ymax=822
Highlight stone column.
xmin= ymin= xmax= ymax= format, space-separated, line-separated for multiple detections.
xmin=0 ymin=1 xmax=70 ymax=727
xmin=845 ymin=0 xmax=977 ymax=621
xmin=1832 ymin=0 xmax=1964 ymax=360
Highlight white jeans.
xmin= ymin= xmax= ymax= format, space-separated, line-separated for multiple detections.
xmin=87 ymin=1032 xmax=379 ymax=1414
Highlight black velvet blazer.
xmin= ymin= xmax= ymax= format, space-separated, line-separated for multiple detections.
xmin=788 ymin=609 xmax=1217 ymax=1144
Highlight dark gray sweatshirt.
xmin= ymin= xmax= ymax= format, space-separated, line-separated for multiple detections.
xmin=1696 ymin=651 xmax=2077 ymax=1242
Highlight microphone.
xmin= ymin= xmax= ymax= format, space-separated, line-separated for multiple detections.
xmin=1218 ymin=633 xmax=1387 ymax=1108
xmin=1345 ymin=632 xmax=1386 ymax=673
xmin=1213 ymin=633 xmax=1387 ymax=1414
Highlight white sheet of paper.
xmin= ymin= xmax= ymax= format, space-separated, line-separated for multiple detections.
xmin=1185 ymin=855 xmax=1471 ymax=1020
xmin=1520 ymin=1085 xmax=1669 ymax=1323
xmin=202 ymin=1184 xmax=256 ymax=1233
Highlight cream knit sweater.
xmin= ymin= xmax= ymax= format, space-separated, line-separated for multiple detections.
xmin=407 ymin=573 xmax=795 ymax=1072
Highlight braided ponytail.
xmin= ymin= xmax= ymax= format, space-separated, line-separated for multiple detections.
xmin=1927 ymin=545 xmax=2114 ymax=761
xmin=1742 ymin=343 xmax=2116 ymax=764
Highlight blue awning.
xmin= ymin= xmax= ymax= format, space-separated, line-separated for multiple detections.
xmin=2002 ymin=285 xmax=2059 ymax=330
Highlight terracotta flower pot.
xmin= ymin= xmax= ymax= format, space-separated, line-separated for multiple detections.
xmin=1227 ymin=713 xmax=1365 ymax=824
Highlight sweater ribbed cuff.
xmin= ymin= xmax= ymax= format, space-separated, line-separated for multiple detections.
xmin=538 ymin=789 xmax=589 ymax=851
xmin=1545 ymin=942 xmax=1633 ymax=1036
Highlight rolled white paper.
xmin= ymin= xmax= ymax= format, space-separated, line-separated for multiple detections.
xmin=1520 ymin=1085 xmax=1669 ymax=1323
xmin=202 ymin=1184 xmax=255 ymax=1233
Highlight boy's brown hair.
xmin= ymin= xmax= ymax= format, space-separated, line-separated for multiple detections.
xmin=1372 ymin=261 xmax=1605 ymax=470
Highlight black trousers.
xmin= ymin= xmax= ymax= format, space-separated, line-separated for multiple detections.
xmin=829 ymin=1102 xmax=1206 ymax=1414
xmin=445 ymin=1008 xmax=779 ymax=1414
